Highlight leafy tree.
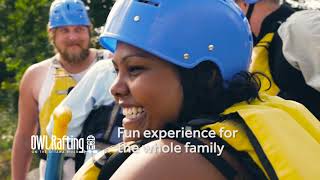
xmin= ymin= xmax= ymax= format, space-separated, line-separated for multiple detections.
xmin=0 ymin=0 xmax=52 ymax=92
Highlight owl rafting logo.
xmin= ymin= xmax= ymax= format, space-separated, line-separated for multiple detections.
xmin=30 ymin=135 xmax=97 ymax=153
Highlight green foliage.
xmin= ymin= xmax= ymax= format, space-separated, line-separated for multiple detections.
xmin=0 ymin=105 xmax=17 ymax=180
xmin=0 ymin=0 xmax=52 ymax=93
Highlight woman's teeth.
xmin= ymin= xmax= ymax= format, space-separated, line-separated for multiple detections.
xmin=122 ymin=107 xmax=144 ymax=118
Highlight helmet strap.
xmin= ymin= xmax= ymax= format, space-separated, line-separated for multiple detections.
xmin=246 ymin=4 xmax=255 ymax=22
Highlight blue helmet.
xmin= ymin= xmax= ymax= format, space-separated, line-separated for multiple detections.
xmin=48 ymin=0 xmax=90 ymax=29
xmin=100 ymin=0 xmax=253 ymax=80
xmin=244 ymin=0 xmax=261 ymax=4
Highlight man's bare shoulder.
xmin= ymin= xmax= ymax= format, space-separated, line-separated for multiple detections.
xmin=25 ymin=58 xmax=52 ymax=74
xmin=20 ymin=58 xmax=54 ymax=97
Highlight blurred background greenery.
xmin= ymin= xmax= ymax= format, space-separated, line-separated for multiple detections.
xmin=0 ymin=0 xmax=318 ymax=179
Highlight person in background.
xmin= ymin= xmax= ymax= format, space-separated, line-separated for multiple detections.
xmin=235 ymin=0 xmax=320 ymax=119
xmin=11 ymin=0 xmax=112 ymax=179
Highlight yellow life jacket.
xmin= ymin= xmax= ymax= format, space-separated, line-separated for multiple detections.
xmin=72 ymin=142 xmax=136 ymax=179
xmin=204 ymin=93 xmax=320 ymax=180
xmin=250 ymin=33 xmax=280 ymax=96
xmin=73 ymin=94 xmax=320 ymax=180
xmin=39 ymin=59 xmax=77 ymax=149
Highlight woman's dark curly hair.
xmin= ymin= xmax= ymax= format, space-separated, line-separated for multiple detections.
xmin=177 ymin=61 xmax=261 ymax=122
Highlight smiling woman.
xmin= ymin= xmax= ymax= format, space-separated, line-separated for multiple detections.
xmin=72 ymin=0 xmax=320 ymax=179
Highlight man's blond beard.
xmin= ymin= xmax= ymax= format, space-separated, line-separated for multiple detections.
xmin=55 ymin=43 xmax=90 ymax=64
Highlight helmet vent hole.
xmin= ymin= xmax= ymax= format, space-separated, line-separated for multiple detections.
xmin=67 ymin=4 xmax=70 ymax=10
xmin=137 ymin=0 xmax=160 ymax=7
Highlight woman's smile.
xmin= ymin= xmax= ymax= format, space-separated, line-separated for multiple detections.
xmin=122 ymin=106 xmax=147 ymax=128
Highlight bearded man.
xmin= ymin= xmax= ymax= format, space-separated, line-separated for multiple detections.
xmin=11 ymin=1 xmax=112 ymax=179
